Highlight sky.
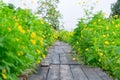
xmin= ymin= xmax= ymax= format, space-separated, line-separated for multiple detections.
xmin=3 ymin=0 xmax=117 ymax=31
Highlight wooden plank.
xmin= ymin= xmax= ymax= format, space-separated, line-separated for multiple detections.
xmin=51 ymin=52 xmax=60 ymax=64
xmin=60 ymin=53 xmax=69 ymax=64
xmin=41 ymin=49 xmax=54 ymax=66
xmin=41 ymin=53 xmax=52 ymax=66
xmin=28 ymin=67 xmax=49 ymax=80
xmin=60 ymin=65 xmax=74 ymax=80
xmin=66 ymin=54 xmax=79 ymax=64
xmin=81 ymin=66 xmax=102 ymax=80
xmin=47 ymin=65 xmax=60 ymax=80
xmin=28 ymin=75 xmax=44 ymax=80
xmin=70 ymin=65 xmax=88 ymax=80
xmin=94 ymin=68 xmax=113 ymax=80
xmin=60 ymin=52 xmax=78 ymax=65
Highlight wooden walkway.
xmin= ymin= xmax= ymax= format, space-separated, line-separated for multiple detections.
xmin=28 ymin=41 xmax=112 ymax=80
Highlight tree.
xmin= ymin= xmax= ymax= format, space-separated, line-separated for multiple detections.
xmin=111 ymin=0 xmax=120 ymax=17
xmin=7 ymin=3 xmax=15 ymax=9
xmin=37 ymin=0 xmax=61 ymax=30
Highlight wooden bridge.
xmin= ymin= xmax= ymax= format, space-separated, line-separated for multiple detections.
xmin=28 ymin=41 xmax=112 ymax=80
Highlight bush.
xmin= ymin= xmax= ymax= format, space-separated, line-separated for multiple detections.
xmin=58 ymin=30 xmax=73 ymax=43
xmin=70 ymin=12 xmax=120 ymax=79
xmin=0 ymin=2 xmax=57 ymax=80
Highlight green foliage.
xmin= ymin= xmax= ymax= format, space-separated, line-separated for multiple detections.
xmin=37 ymin=0 xmax=61 ymax=30
xmin=0 ymin=3 xmax=57 ymax=80
xmin=58 ymin=30 xmax=73 ymax=43
xmin=111 ymin=0 xmax=120 ymax=17
xmin=70 ymin=12 xmax=120 ymax=79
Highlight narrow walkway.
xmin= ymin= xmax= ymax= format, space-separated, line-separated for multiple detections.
xmin=28 ymin=41 xmax=112 ymax=80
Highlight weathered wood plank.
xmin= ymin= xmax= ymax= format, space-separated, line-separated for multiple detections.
xmin=60 ymin=65 xmax=74 ymax=80
xmin=60 ymin=53 xmax=69 ymax=64
xmin=60 ymin=52 xmax=78 ymax=65
xmin=28 ymin=75 xmax=44 ymax=80
xmin=81 ymin=66 xmax=102 ymax=80
xmin=28 ymin=67 xmax=49 ymax=80
xmin=70 ymin=65 xmax=88 ymax=80
xmin=47 ymin=65 xmax=60 ymax=80
xmin=94 ymin=68 xmax=113 ymax=80
xmin=51 ymin=53 xmax=60 ymax=64
xmin=41 ymin=49 xmax=54 ymax=66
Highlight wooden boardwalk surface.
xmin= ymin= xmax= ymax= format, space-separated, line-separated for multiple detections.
xmin=28 ymin=41 xmax=112 ymax=80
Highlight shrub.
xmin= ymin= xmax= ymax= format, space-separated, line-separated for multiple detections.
xmin=58 ymin=30 xmax=73 ymax=43
xmin=0 ymin=3 xmax=57 ymax=80
xmin=70 ymin=12 xmax=120 ymax=79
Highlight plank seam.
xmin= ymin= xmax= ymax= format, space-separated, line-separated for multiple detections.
xmin=46 ymin=65 xmax=51 ymax=80
xmin=81 ymin=65 xmax=90 ymax=80
xmin=70 ymin=65 xmax=75 ymax=80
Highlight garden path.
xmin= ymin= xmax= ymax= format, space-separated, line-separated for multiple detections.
xmin=28 ymin=41 xmax=112 ymax=80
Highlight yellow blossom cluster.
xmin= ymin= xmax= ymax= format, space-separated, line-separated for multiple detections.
xmin=2 ymin=69 xmax=7 ymax=79
xmin=31 ymin=32 xmax=36 ymax=38
xmin=42 ymin=54 xmax=46 ymax=59
xmin=36 ymin=49 xmax=41 ymax=54
xmin=104 ymin=41 xmax=109 ymax=45
xmin=85 ymin=48 xmax=89 ymax=51
xmin=18 ymin=25 xmax=25 ymax=34
xmin=30 ymin=39 xmax=36 ymax=45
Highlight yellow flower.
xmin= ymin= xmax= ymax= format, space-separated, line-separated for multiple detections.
xmin=112 ymin=42 xmax=115 ymax=44
xmin=37 ymin=60 xmax=41 ymax=64
xmin=31 ymin=32 xmax=36 ymax=38
xmin=30 ymin=39 xmax=36 ymax=45
xmin=36 ymin=49 xmax=40 ymax=54
xmin=106 ymin=26 xmax=109 ymax=30
xmin=31 ymin=40 xmax=35 ymax=44
xmin=72 ymin=58 xmax=76 ymax=61
xmin=93 ymin=22 xmax=96 ymax=25
xmin=18 ymin=25 xmax=22 ymax=30
xmin=2 ymin=73 xmax=7 ymax=79
xmin=103 ymin=34 xmax=106 ymax=37
xmin=7 ymin=28 xmax=11 ymax=32
xmin=104 ymin=41 xmax=109 ymax=45
xmin=16 ymin=38 xmax=19 ymax=42
xmin=112 ymin=21 xmax=114 ymax=24
xmin=42 ymin=54 xmax=46 ymax=59
xmin=20 ymin=29 xmax=25 ymax=34
xmin=38 ymin=37 xmax=43 ymax=41
xmin=98 ymin=19 xmax=101 ymax=22
xmin=115 ymin=25 xmax=119 ymax=28
xmin=85 ymin=48 xmax=89 ymax=51
xmin=2 ymin=69 xmax=6 ymax=73
xmin=99 ymin=52 xmax=103 ymax=57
